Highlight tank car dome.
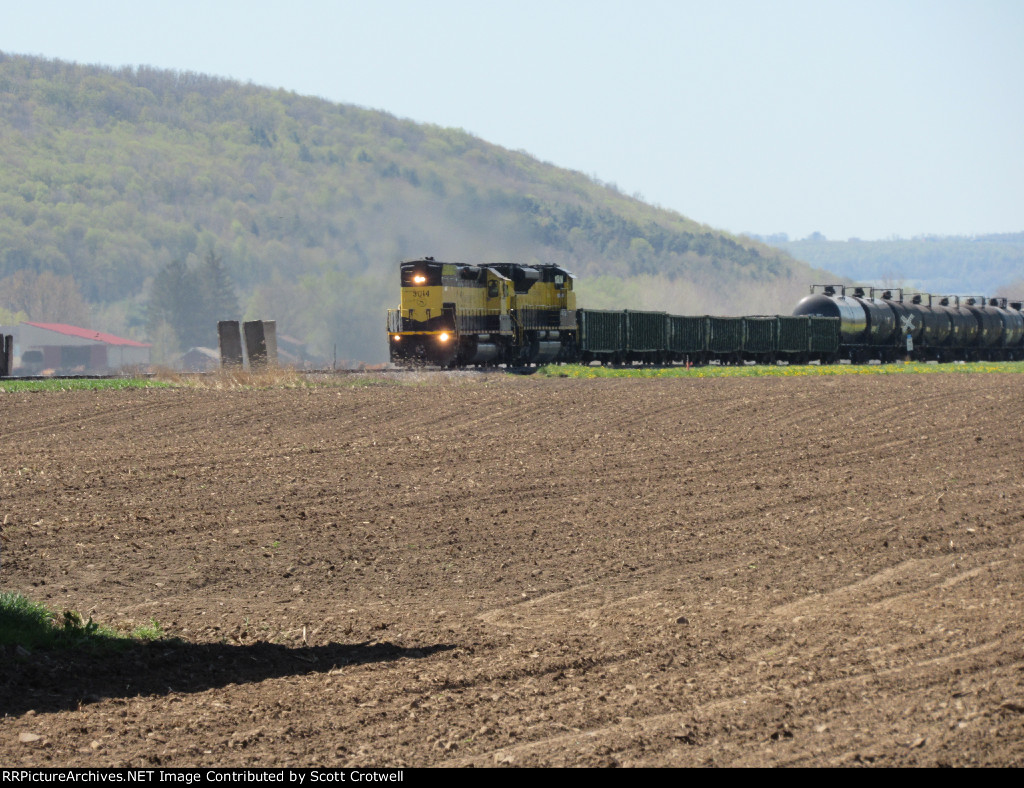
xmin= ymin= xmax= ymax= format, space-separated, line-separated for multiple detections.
xmin=793 ymin=293 xmax=841 ymax=318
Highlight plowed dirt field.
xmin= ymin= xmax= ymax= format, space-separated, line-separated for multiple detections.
xmin=2 ymin=372 xmax=1023 ymax=767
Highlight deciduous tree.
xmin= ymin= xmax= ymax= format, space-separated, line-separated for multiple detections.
xmin=0 ymin=271 xmax=90 ymax=326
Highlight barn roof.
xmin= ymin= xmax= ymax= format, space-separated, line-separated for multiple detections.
xmin=23 ymin=322 xmax=151 ymax=348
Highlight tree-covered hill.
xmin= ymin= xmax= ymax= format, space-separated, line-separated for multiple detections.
xmin=0 ymin=52 xmax=830 ymax=363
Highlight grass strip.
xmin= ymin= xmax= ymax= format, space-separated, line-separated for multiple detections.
xmin=538 ymin=361 xmax=1024 ymax=379
xmin=0 ymin=378 xmax=172 ymax=393
xmin=0 ymin=592 xmax=167 ymax=653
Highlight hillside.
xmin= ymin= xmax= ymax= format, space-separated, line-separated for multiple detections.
xmin=0 ymin=53 xmax=830 ymax=363
xmin=757 ymin=233 xmax=1024 ymax=298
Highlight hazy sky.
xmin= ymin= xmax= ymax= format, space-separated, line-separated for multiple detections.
xmin=4 ymin=0 xmax=1022 ymax=241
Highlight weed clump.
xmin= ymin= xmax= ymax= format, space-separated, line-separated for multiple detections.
xmin=0 ymin=592 xmax=169 ymax=653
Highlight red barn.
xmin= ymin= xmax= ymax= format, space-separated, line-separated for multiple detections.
xmin=15 ymin=322 xmax=151 ymax=375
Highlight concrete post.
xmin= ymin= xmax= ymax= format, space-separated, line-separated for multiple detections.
xmin=243 ymin=321 xmax=267 ymax=368
xmin=218 ymin=321 xmax=244 ymax=368
xmin=261 ymin=321 xmax=278 ymax=367
xmin=1 ymin=335 xmax=11 ymax=377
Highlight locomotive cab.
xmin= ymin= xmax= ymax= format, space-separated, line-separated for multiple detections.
xmin=388 ymin=259 xmax=457 ymax=365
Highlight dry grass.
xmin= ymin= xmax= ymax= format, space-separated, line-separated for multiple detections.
xmin=147 ymin=365 xmax=474 ymax=389
xmin=149 ymin=365 xmax=312 ymax=390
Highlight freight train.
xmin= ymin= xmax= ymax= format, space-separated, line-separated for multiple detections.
xmin=386 ymin=259 xmax=1024 ymax=367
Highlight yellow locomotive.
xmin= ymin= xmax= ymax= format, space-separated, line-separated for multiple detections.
xmin=387 ymin=257 xmax=577 ymax=366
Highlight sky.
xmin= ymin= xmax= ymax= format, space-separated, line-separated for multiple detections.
xmin=3 ymin=0 xmax=1022 ymax=242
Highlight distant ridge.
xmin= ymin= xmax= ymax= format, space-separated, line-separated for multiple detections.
xmin=0 ymin=52 xmax=830 ymax=362
xmin=756 ymin=233 xmax=1024 ymax=297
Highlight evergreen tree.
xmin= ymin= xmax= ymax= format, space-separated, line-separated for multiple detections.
xmin=147 ymin=258 xmax=203 ymax=351
xmin=198 ymin=251 xmax=239 ymax=324
xmin=148 ymin=254 xmax=239 ymax=353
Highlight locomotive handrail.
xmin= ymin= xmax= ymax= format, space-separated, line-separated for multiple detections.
xmin=509 ymin=310 xmax=525 ymax=345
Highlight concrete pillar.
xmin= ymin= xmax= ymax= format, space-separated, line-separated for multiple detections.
xmin=261 ymin=321 xmax=278 ymax=367
xmin=1 ymin=335 xmax=11 ymax=377
xmin=218 ymin=321 xmax=244 ymax=368
xmin=244 ymin=320 xmax=278 ymax=369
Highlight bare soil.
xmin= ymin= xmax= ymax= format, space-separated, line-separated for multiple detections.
xmin=1 ymin=373 xmax=1022 ymax=767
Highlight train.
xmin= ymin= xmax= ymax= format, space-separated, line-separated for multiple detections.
xmin=386 ymin=258 xmax=1024 ymax=367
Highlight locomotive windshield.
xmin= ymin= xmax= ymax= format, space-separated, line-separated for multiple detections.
xmin=400 ymin=262 xmax=442 ymax=287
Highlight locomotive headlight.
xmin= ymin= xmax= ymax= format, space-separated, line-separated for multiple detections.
xmin=413 ymin=274 xmax=426 ymax=285
xmin=438 ymin=332 xmax=450 ymax=342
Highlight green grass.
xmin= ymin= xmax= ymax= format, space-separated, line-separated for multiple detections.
xmin=0 ymin=378 xmax=171 ymax=392
xmin=537 ymin=361 xmax=1024 ymax=379
xmin=0 ymin=591 xmax=169 ymax=652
